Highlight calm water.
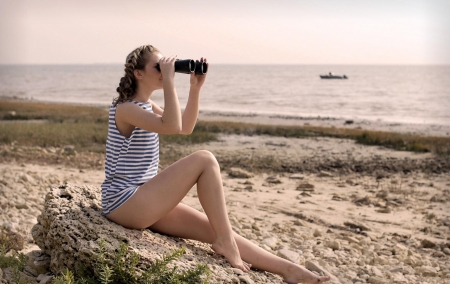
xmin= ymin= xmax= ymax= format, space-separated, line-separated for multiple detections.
xmin=0 ymin=64 xmax=449 ymax=125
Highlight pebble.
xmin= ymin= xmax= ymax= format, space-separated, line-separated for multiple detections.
xmin=416 ymin=265 xmax=437 ymax=277
xmin=277 ymin=249 xmax=300 ymax=263
xmin=443 ymin=247 xmax=450 ymax=255
xmin=289 ymin=174 xmax=304 ymax=180
xmin=421 ymin=239 xmax=436 ymax=248
xmin=326 ymin=240 xmax=341 ymax=250
xmin=262 ymin=237 xmax=278 ymax=250
xmin=313 ymin=229 xmax=323 ymax=237
xmin=238 ymin=275 xmax=255 ymax=284
xmin=296 ymin=183 xmax=315 ymax=191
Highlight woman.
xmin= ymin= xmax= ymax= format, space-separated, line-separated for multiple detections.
xmin=102 ymin=45 xmax=330 ymax=284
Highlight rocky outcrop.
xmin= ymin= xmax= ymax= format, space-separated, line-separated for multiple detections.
xmin=31 ymin=183 xmax=283 ymax=283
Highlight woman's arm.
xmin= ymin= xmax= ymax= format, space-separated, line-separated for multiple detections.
xmin=116 ymin=56 xmax=182 ymax=135
xmin=179 ymin=58 xmax=208 ymax=135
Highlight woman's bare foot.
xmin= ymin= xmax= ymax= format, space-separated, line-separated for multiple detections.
xmin=282 ymin=264 xmax=331 ymax=284
xmin=212 ymin=236 xmax=251 ymax=272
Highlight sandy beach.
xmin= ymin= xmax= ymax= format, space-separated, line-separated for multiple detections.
xmin=1 ymin=109 xmax=449 ymax=283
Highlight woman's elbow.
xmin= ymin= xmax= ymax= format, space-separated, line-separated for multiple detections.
xmin=178 ymin=128 xmax=193 ymax=135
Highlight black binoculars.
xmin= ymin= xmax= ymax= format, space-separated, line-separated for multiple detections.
xmin=155 ymin=59 xmax=208 ymax=75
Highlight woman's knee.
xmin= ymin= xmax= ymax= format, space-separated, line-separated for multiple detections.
xmin=192 ymin=150 xmax=219 ymax=168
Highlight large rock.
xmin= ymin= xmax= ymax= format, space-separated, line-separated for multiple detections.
xmin=31 ymin=183 xmax=283 ymax=283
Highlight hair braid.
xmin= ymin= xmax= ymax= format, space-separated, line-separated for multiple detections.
xmin=114 ymin=45 xmax=159 ymax=106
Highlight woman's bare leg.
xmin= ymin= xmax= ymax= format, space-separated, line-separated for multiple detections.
xmin=150 ymin=203 xmax=331 ymax=284
xmin=106 ymin=150 xmax=249 ymax=271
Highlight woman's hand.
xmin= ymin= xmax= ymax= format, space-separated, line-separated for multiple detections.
xmin=159 ymin=56 xmax=177 ymax=81
xmin=190 ymin=57 xmax=208 ymax=90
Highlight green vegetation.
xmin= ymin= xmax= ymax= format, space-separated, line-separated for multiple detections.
xmin=0 ymin=229 xmax=27 ymax=284
xmin=1 ymin=99 xmax=449 ymax=155
xmin=52 ymin=240 xmax=210 ymax=284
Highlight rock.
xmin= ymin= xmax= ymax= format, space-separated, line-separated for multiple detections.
xmin=444 ymin=247 xmax=450 ymax=255
xmin=376 ymin=207 xmax=391 ymax=213
xmin=343 ymin=236 xmax=359 ymax=244
xmin=416 ymin=265 xmax=437 ymax=276
xmin=326 ymin=240 xmax=341 ymax=250
xmin=277 ymin=249 xmax=300 ymax=263
xmin=344 ymin=221 xmax=370 ymax=231
xmin=20 ymin=173 xmax=36 ymax=184
xmin=305 ymin=261 xmax=341 ymax=283
xmin=31 ymin=183 xmax=277 ymax=283
xmin=375 ymin=190 xmax=388 ymax=199
xmin=313 ymin=229 xmax=323 ymax=237
xmin=231 ymin=268 xmax=244 ymax=275
xmin=262 ymin=237 xmax=278 ymax=250
xmin=265 ymin=176 xmax=282 ymax=184
xmin=368 ymin=276 xmax=387 ymax=284
xmin=289 ymin=174 xmax=304 ymax=180
xmin=293 ymin=220 xmax=309 ymax=227
xmin=421 ymin=239 xmax=436 ymax=248
xmin=370 ymin=266 xmax=383 ymax=277
xmin=27 ymin=250 xmax=51 ymax=275
xmin=38 ymin=274 xmax=54 ymax=284
xmin=238 ymin=275 xmax=254 ymax=284
xmin=296 ymin=183 xmax=315 ymax=191
xmin=318 ymin=170 xmax=333 ymax=177
xmin=228 ymin=168 xmax=253 ymax=178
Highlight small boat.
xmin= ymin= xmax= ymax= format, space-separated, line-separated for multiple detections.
xmin=320 ymin=72 xmax=348 ymax=79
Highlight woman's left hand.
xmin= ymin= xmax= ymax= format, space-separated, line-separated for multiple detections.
xmin=190 ymin=57 xmax=208 ymax=89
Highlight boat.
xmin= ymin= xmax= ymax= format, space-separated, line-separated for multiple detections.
xmin=320 ymin=72 xmax=348 ymax=79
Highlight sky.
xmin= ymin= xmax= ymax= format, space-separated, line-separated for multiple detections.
xmin=0 ymin=0 xmax=449 ymax=65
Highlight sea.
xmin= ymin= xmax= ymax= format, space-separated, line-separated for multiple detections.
xmin=0 ymin=64 xmax=449 ymax=126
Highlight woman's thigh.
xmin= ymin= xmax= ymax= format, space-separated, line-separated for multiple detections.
xmin=106 ymin=150 xmax=217 ymax=229
xmin=149 ymin=203 xmax=215 ymax=243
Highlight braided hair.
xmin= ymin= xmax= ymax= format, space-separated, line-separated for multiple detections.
xmin=114 ymin=45 xmax=159 ymax=106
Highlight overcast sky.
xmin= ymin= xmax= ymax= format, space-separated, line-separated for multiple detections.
xmin=1 ymin=0 xmax=449 ymax=65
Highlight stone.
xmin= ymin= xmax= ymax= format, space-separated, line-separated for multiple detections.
xmin=289 ymin=174 xmax=304 ymax=180
xmin=318 ymin=170 xmax=333 ymax=177
xmin=231 ymin=268 xmax=244 ymax=275
xmin=444 ymin=247 xmax=450 ymax=255
xmin=31 ymin=183 xmax=277 ymax=283
xmin=343 ymin=236 xmax=359 ymax=244
xmin=277 ymin=249 xmax=300 ymax=263
xmin=265 ymin=176 xmax=282 ymax=184
xmin=370 ymin=266 xmax=383 ymax=277
xmin=238 ymin=275 xmax=255 ymax=284
xmin=421 ymin=239 xmax=436 ymax=248
xmin=326 ymin=240 xmax=341 ymax=250
xmin=313 ymin=229 xmax=323 ymax=237
xmin=262 ymin=236 xmax=278 ymax=250
xmin=416 ymin=265 xmax=437 ymax=277
xmin=37 ymin=273 xmax=53 ymax=284
xmin=367 ymin=276 xmax=387 ymax=284
xmin=27 ymin=250 xmax=51 ymax=275
xmin=228 ymin=168 xmax=253 ymax=178
xmin=296 ymin=183 xmax=315 ymax=191
xmin=344 ymin=221 xmax=370 ymax=231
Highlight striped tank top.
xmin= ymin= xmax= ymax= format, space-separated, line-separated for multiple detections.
xmin=101 ymin=100 xmax=159 ymax=215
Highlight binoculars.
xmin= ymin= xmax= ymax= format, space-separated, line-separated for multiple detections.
xmin=155 ymin=59 xmax=208 ymax=75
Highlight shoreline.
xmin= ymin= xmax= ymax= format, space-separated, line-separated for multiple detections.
xmin=2 ymin=95 xmax=450 ymax=137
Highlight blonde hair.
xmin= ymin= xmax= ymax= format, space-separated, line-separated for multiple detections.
xmin=114 ymin=45 xmax=159 ymax=106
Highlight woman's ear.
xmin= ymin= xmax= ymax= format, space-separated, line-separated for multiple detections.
xmin=134 ymin=69 xmax=143 ymax=80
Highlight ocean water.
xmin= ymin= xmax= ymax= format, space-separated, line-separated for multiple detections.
xmin=0 ymin=64 xmax=449 ymax=126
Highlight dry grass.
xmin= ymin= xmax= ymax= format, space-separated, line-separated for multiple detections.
xmin=1 ymin=99 xmax=449 ymax=156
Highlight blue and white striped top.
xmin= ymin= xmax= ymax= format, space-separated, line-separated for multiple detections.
xmin=101 ymin=100 xmax=159 ymax=215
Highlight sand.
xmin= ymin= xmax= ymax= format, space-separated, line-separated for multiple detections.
xmin=1 ymin=115 xmax=449 ymax=283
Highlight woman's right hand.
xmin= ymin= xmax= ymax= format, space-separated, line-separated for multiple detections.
xmin=158 ymin=56 xmax=177 ymax=81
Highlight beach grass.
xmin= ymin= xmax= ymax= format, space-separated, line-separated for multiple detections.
xmin=1 ymin=99 xmax=449 ymax=156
